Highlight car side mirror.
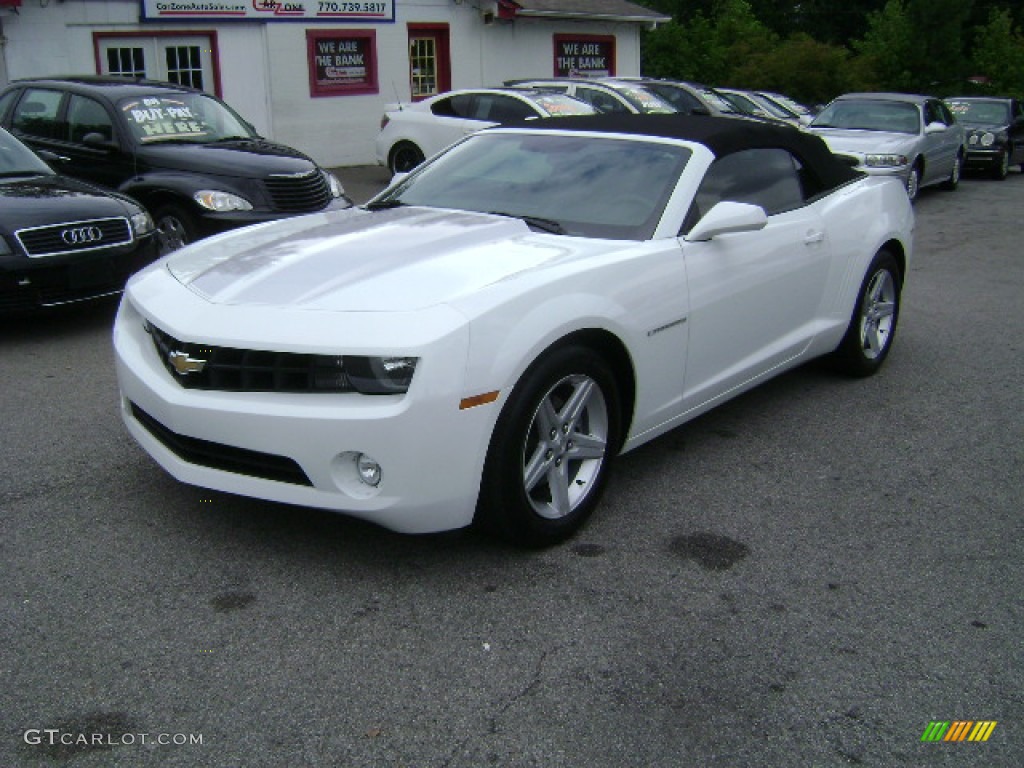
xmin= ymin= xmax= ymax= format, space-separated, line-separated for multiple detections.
xmin=82 ymin=132 xmax=115 ymax=148
xmin=684 ymin=201 xmax=768 ymax=242
xmin=924 ymin=121 xmax=947 ymax=134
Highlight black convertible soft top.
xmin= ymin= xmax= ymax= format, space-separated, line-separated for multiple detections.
xmin=506 ymin=113 xmax=862 ymax=192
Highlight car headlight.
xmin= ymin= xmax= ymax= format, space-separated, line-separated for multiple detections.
xmin=979 ymin=132 xmax=996 ymax=147
xmin=130 ymin=210 xmax=155 ymax=237
xmin=312 ymin=356 xmax=419 ymax=394
xmin=324 ymin=171 xmax=346 ymax=199
xmin=193 ymin=190 xmax=253 ymax=212
xmin=865 ymin=154 xmax=909 ymax=168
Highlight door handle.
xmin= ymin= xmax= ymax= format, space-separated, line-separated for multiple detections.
xmin=803 ymin=230 xmax=825 ymax=245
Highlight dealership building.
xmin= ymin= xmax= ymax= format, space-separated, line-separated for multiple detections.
xmin=0 ymin=0 xmax=668 ymax=166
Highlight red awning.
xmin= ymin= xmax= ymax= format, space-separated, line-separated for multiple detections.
xmin=0 ymin=0 xmax=23 ymax=7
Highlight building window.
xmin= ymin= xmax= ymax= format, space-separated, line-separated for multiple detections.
xmin=107 ymin=47 xmax=146 ymax=79
xmin=553 ymin=35 xmax=616 ymax=78
xmin=407 ymin=24 xmax=450 ymax=102
xmin=165 ymin=46 xmax=204 ymax=90
xmin=409 ymin=37 xmax=436 ymax=99
xmin=94 ymin=33 xmax=220 ymax=96
xmin=306 ymin=30 xmax=378 ymax=97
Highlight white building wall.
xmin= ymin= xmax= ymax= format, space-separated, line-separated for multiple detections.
xmin=2 ymin=0 xmax=646 ymax=167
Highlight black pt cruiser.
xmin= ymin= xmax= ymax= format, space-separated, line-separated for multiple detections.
xmin=0 ymin=76 xmax=351 ymax=255
xmin=0 ymin=126 xmax=158 ymax=314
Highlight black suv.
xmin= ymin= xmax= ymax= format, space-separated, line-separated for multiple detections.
xmin=0 ymin=126 xmax=158 ymax=313
xmin=0 ymin=77 xmax=351 ymax=254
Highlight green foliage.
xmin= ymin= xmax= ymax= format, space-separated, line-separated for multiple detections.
xmin=638 ymin=0 xmax=1024 ymax=102
xmin=969 ymin=8 xmax=1024 ymax=97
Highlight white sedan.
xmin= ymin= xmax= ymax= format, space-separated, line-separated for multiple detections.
xmin=375 ymin=87 xmax=595 ymax=175
xmin=114 ymin=114 xmax=914 ymax=546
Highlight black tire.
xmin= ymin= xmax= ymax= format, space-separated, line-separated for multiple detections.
xmin=831 ymin=250 xmax=902 ymax=377
xmin=153 ymin=204 xmax=197 ymax=255
xmin=941 ymin=151 xmax=962 ymax=191
xmin=475 ymin=345 xmax=622 ymax=547
xmin=388 ymin=142 xmax=425 ymax=175
xmin=992 ymin=149 xmax=1009 ymax=180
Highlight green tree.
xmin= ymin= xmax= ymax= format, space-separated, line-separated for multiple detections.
xmin=733 ymin=34 xmax=854 ymax=104
xmin=850 ymin=0 xmax=917 ymax=91
xmin=969 ymin=8 xmax=1024 ymax=97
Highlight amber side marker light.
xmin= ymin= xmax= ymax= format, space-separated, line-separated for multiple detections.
xmin=459 ymin=391 xmax=500 ymax=410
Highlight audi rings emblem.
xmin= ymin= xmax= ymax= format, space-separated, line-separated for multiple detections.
xmin=61 ymin=226 xmax=104 ymax=245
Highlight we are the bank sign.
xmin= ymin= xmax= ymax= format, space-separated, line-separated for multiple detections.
xmin=142 ymin=0 xmax=395 ymax=23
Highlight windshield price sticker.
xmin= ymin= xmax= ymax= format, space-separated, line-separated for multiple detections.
xmin=122 ymin=98 xmax=209 ymax=141
xmin=142 ymin=0 xmax=394 ymax=21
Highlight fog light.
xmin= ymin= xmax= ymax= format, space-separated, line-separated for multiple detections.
xmin=356 ymin=454 xmax=381 ymax=486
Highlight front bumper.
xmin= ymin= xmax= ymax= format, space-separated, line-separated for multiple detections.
xmin=963 ymin=147 xmax=1004 ymax=170
xmin=0 ymin=234 xmax=159 ymax=314
xmin=113 ymin=285 xmax=500 ymax=534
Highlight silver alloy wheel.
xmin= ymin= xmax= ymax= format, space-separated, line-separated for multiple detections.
xmin=521 ymin=373 xmax=609 ymax=520
xmin=906 ymin=166 xmax=920 ymax=200
xmin=859 ymin=268 xmax=897 ymax=359
xmin=156 ymin=214 xmax=189 ymax=254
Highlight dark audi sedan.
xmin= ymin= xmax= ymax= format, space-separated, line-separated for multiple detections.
xmin=0 ymin=77 xmax=351 ymax=254
xmin=0 ymin=126 xmax=157 ymax=314
xmin=946 ymin=96 xmax=1024 ymax=179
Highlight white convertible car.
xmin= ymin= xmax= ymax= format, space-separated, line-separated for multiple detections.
xmin=114 ymin=114 xmax=914 ymax=546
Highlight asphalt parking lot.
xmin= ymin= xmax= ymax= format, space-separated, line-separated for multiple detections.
xmin=2 ymin=169 xmax=1022 ymax=767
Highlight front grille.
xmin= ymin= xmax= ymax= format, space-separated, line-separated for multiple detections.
xmin=16 ymin=217 xmax=132 ymax=257
xmin=264 ymin=171 xmax=332 ymax=213
xmin=130 ymin=402 xmax=312 ymax=486
xmin=147 ymin=323 xmax=350 ymax=393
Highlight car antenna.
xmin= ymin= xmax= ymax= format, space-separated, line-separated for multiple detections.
xmin=392 ymin=81 xmax=404 ymax=110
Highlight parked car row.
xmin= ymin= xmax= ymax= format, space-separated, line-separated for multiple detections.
xmin=376 ymin=78 xmax=1024 ymax=205
xmin=0 ymin=75 xmax=351 ymax=312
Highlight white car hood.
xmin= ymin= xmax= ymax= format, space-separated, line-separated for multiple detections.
xmin=166 ymin=207 xmax=613 ymax=312
xmin=811 ymin=129 xmax=915 ymax=154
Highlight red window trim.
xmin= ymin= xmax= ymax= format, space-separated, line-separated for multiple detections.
xmin=306 ymin=29 xmax=379 ymax=98
xmin=407 ymin=23 xmax=450 ymax=102
xmin=92 ymin=31 xmax=223 ymax=98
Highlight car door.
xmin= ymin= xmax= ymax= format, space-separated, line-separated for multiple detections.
xmin=9 ymin=87 xmax=132 ymax=191
xmin=921 ymin=99 xmax=958 ymax=185
xmin=679 ymin=148 xmax=833 ymax=409
xmin=1010 ymin=99 xmax=1024 ymax=164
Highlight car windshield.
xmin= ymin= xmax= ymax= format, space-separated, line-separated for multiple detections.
xmin=0 ymin=127 xmax=55 ymax=177
xmin=530 ymin=92 xmax=597 ymax=117
xmin=947 ymin=100 xmax=1010 ymax=125
xmin=812 ymin=100 xmax=920 ymax=133
xmin=373 ymin=131 xmax=691 ymax=240
xmin=117 ymin=93 xmax=256 ymax=144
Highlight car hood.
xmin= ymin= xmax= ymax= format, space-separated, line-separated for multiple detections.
xmin=0 ymin=173 xmax=137 ymax=229
xmin=165 ymin=206 xmax=619 ymax=312
xmin=810 ymin=129 xmax=916 ymax=154
xmin=137 ymin=139 xmax=318 ymax=178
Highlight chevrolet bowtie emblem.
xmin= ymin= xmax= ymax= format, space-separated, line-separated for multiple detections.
xmin=168 ymin=350 xmax=207 ymax=375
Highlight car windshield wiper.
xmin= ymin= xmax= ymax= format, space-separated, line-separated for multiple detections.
xmin=488 ymin=211 xmax=565 ymax=235
xmin=363 ymin=199 xmax=406 ymax=210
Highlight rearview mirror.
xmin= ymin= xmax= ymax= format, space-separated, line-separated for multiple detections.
xmin=684 ymin=201 xmax=767 ymax=242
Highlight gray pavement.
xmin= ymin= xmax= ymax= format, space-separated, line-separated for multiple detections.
xmin=2 ymin=171 xmax=1022 ymax=767
xmin=330 ymin=165 xmax=392 ymax=204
